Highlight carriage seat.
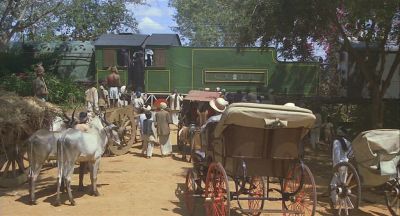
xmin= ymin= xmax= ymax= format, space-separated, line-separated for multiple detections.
xmin=204 ymin=122 xmax=219 ymax=150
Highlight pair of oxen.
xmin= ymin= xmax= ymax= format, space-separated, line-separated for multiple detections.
xmin=27 ymin=111 xmax=120 ymax=206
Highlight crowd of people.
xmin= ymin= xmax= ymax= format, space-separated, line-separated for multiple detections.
xmin=32 ymin=63 xmax=342 ymax=160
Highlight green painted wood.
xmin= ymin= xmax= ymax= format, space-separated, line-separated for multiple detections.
xmin=161 ymin=47 xmax=319 ymax=96
xmin=146 ymin=69 xmax=170 ymax=92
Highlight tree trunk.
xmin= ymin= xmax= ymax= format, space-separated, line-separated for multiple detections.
xmin=371 ymin=87 xmax=384 ymax=129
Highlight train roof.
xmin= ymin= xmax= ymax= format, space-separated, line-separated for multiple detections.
xmin=145 ymin=34 xmax=181 ymax=46
xmin=94 ymin=34 xmax=149 ymax=47
xmin=94 ymin=33 xmax=181 ymax=48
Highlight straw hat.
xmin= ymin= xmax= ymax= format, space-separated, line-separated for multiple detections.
xmin=120 ymin=85 xmax=126 ymax=93
xmin=160 ymin=102 xmax=167 ymax=110
xmin=284 ymin=102 xmax=295 ymax=107
xmin=143 ymin=105 xmax=151 ymax=111
xmin=209 ymin=98 xmax=228 ymax=113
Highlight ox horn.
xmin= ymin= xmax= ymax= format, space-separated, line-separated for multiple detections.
xmin=62 ymin=110 xmax=71 ymax=122
xmin=71 ymin=106 xmax=77 ymax=124
xmin=102 ymin=112 xmax=112 ymax=126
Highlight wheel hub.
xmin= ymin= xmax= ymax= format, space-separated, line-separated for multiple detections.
xmin=336 ymin=185 xmax=351 ymax=198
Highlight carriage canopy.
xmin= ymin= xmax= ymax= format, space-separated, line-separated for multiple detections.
xmin=352 ymin=129 xmax=400 ymax=186
xmin=183 ymin=90 xmax=221 ymax=102
xmin=214 ymin=103 xmax=316 ymax=138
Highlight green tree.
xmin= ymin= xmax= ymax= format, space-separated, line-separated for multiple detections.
xmin=169 ymin=0 xmax=238 ymax=46
xmin=0 ymin=0 xmax=145 ymax=47
xmin=0 ymin=0 xmax=62 ymax=49
xmin=35 ymin=0 xmax=145 ymax=41
xmin=226 ymin=0 xmax=400 ymax=128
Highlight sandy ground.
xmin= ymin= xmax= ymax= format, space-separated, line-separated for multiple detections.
xmin=0 ymin=126 xmax=392 ymax=216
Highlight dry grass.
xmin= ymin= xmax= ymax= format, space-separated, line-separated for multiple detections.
xmin=0 ymin=91 xmax=61 ymax=146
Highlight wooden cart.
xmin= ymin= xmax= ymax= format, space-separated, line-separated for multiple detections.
xmin=104 ymin=106 xmax=137 ymax=156
xmin=329 ymin=129 xmax=400 ymax=216
xmin=184 ymin=103 xmax=318 ymax=215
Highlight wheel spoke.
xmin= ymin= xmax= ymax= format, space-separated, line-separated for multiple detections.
xmin=346 ymin=173 xmax=353 ymax=186
xmin=390 ymin=196 xmax=399 ymax=207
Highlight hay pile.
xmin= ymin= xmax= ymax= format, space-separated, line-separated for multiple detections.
xmin=0 ymin=91 xmax=62 ymax=146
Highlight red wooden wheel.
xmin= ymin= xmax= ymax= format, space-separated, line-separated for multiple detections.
xmin=248 ymin=176 xmax=265 ymax=216
xmin=184 ymin=169 xmax=197 ymax=215
xmin=205 ymin=162 xmax=230 ymax=216
xmin=282 ymin=163 xmax=316 ymax=216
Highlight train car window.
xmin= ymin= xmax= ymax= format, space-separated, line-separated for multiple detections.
xmin=153 ymin=48 xmax=166 ymax=67
xmin=117 ymin=49 xmax=129 ymax=67
xmin=103 ymin=49 xmax=116 ymax=67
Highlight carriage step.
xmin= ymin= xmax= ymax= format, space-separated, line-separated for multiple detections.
xmin=238 ymin=208 xmax=302 ymax=214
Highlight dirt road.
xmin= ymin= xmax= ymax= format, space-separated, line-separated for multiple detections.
xmin=0 ymin=127 xmax=391 ymax=216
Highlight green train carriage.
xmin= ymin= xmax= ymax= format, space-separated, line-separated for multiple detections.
xmin=94 ymin=33 xmax=320 ymax=97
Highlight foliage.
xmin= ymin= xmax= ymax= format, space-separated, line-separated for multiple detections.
xmin=0 ymin=0 xmax=145 ymax=47
xmin=0 ymin=0 xmax=63 ymax=49
xmin=172 ymin=0 xmax=398 ymax=128
xmin=33 ymin=0 xmax=143 ymax=41
xmin=319 ymin=101 xmax=400 ymax=140
xmin=169 ymin=0 xmax=238 ymax=46
xmin=0 ymin=71 xmax=85 ymax=106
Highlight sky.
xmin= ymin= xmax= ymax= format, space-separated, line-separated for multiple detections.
xmin=128 ymin=0 xmax=176 ymax=35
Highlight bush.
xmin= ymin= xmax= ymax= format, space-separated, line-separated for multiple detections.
xmin=0 ymin=71 xmax=85 ymax=106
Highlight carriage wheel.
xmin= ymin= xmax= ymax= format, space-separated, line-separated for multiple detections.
xmin=329 ymin=162 xmax=361 ymax=216
xmin=106 ymin=107 xmax=136 ymax=156
xmin=248 ymin=177 xmax=265 ymax=216
xmin=385 ymin=170 xmax=400 ymax=216
xmin=185 ymin=169 xmax=198 ymax=215
xmin=0 ymin=143 xmax=28 ymax=187
xmin=282 ymin=163 xmax=316 ymax=216
xmin=236 ymin=176 xmax=265 ymax=216
xmin=205 ymin=162 xmax=230 ymax=216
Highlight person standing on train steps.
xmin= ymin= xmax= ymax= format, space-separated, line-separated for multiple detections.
xmin=32 ymin=63 xmax=49 ymax=101
xmin=155 ymin=102 xmax=173 ymax=157
xmin=106 ymin=66 xmax=120 ymax=108
xmin=169 ymin=88 xmax=183 ymax=125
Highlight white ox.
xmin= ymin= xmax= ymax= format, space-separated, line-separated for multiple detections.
xmin=27 ymin=112 xmax=76 ymax=205
xmin=55 ymin=115 xmax=120 ymax=206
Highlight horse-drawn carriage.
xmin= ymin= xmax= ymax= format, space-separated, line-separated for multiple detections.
xmin=177 ymin=90 xmax=221 ymax=162
xmin=184 ymin=103 xmax=318 ymax=215
xmin=329 ymin=129 xmax=400 ymax=216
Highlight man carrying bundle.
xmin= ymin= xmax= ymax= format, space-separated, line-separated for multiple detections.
xmin=32 ymin=63 xmax=49 ymax=101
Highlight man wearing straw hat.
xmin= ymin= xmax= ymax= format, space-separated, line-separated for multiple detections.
xmin=155 ymin=102 xmax=173 ymax=157
xmin=201 ymin=97 xmax=228 ymax=130
xmin=200 ymin=97 xmax=228 ymax=152
xmin=32 ymin=63 xmax=49 ymax=101
xmin=106 ymin=66 xmax=120 ymax=108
